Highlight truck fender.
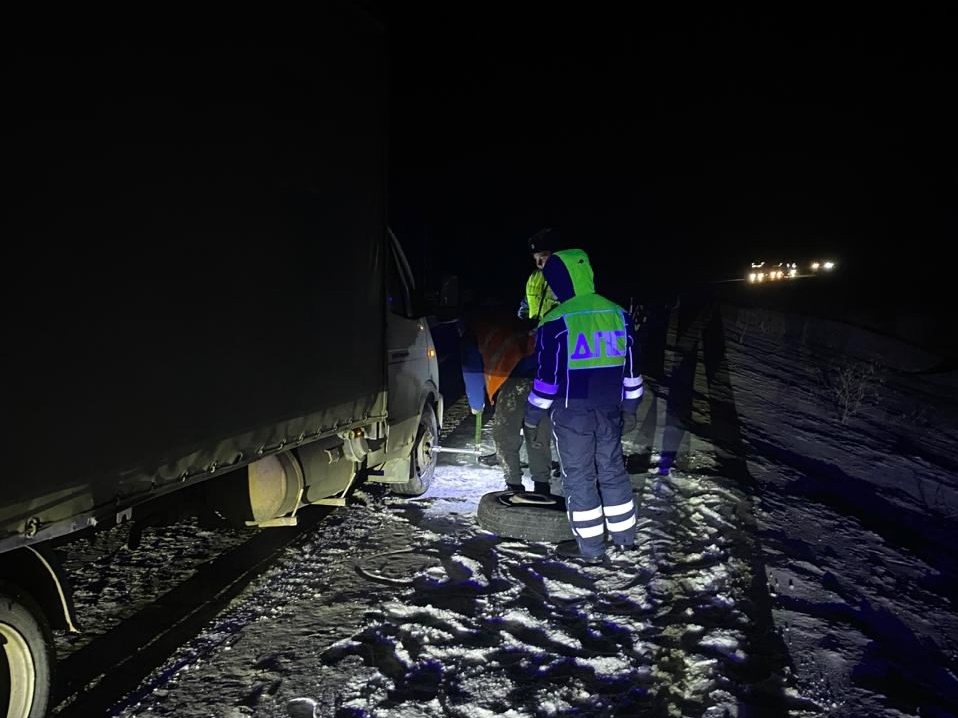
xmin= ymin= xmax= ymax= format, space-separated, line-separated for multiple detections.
xmin=419 ymin=381 xmax=442 ymax=431
xmin=0 ymin=546 xmax=79 ymax=633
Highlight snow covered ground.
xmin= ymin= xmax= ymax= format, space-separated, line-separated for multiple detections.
xmin=50 ymin=306 xmax=957 ymax=717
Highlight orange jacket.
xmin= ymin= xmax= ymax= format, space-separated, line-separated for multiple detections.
xmin=474 ymin=319 xmax=535 ymax=403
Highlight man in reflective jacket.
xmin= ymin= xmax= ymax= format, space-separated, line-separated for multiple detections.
xmin=523 ymin=249 xmax=644 ymax=561
xmin=517 ymin=228 xmax=560 ymax=322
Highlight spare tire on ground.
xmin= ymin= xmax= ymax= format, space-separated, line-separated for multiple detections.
xmin=476 ymin=491 xmax=574 ymax=543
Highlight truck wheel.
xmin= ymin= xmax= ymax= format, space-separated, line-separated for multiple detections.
xmin=392 ymin=404 xmax=437 ymax=497
xmin=476 ymin=490 xmax=575 ymax=543
xmin=0 ymin=586 xmax=53 ymax=718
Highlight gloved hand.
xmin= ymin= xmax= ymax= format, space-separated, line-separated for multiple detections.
xmin=524 ymin=404 xmax=547 ymax=449
xmin=523 ymin=421 xmax=543 ymax=449
xmin=517 ymin=298 xmax=530 ymax=319
xmin=621 ymin=411 xmax=637 ymax=435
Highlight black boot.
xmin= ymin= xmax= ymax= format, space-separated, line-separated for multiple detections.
xmin=554 ymin=540 xmax=608 ymax=565
xmin=533 ymin=481 xmax=551 ymax=496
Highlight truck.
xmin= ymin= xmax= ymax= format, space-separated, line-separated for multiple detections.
xmin=1 ymin=7 xmax=442 ymax=717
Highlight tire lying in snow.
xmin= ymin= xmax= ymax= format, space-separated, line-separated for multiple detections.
xmin=476 ymin=491 xmax=574 ymax=543
xmin=0 ymin=584 xmax=54 ymax=718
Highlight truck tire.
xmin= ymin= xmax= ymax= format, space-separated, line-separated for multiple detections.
xmin=0 ymin=585 xmax=53 ymax=718
xmin=391 ymin=403 xmax=437 ymax=497
xmin=476 ymin=491 xmax=575 ymax=543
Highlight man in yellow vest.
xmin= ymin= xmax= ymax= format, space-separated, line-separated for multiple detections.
xmin=517 ymin=228 xmax=560 ymax=321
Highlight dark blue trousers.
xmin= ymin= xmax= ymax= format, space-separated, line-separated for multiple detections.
xmin=551 ymin=405 xmax=637 ymax=557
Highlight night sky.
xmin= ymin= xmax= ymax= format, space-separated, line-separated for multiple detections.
xmin=5 ymin=6 xmax=955 ymax=323
xmin=384 ymin=6 xmax=955 ymax=309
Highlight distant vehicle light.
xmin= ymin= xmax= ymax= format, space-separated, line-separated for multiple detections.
xmin=748 ymin=260 xmax=805 ymax=283
xmin=823 ymin=261 xmax=835 ymax=270
xmin=811 ymin=262 xmax=821 ymax=270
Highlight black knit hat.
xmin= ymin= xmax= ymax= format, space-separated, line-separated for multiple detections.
xmin=527 ymin=228 xmax=556 ymax=254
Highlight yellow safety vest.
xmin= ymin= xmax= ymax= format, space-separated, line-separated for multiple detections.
xmin=525 ymin=270 xmax=558 ymax=321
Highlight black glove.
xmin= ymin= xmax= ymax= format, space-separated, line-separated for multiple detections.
xmin=523 ymin=422 xmax=543 ymax=449
xmin=621 ymin=411 xmax=637 ymax=435
xmin=524 ymin=403 xmax=547 ymax=449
